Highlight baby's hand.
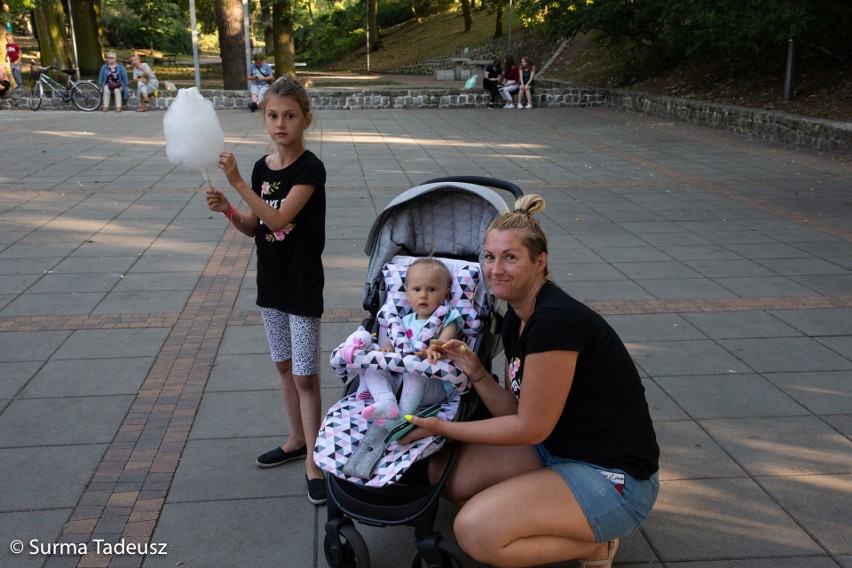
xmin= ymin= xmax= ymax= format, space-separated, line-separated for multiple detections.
xmin=425 ymin=343 xmax=443 ymax=364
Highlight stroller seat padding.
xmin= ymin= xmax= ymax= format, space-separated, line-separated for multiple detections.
xmin=314 ymin=391 xmax=458 ymax=487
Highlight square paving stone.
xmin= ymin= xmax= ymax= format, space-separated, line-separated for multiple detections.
xmin=629 ymin=340 xmax=750 ymax=377
xmin=168 ymin=437 xmax=307 ymax=503
xmin=680 ymin=311 xmax=803 ymax=340
xmin=206 ymin=354 xmax=276 ymax=392
xmin=0 ymin=509 xmax=73 ymax=568
xmin=0 ymin=445 xmax=107 ymax=510
xmin=718 ymin=337 xmax=852 ymax=373
xmin=654 ymin=421 xmax=747 ymax=481
xmin=643 ymin=478 xmax=823 ymax=562
xmin=144 ymin=498 xmax=318 ymax=568
xmin=606 ymin=313 xmax=707 ymax=342
xmin=0 ymin=361 xmax=40 ymax=399
xmin=217 ymin=325 xmax=269 ymax=356
xmin=0 ymin=396 xmax=134 ymax=447
xmin=654 ymin=373 xmax=808 ymax=419
xmin=763 ymin=371 xmax=852 ymax=415
xmin=53 ymin=328 xmax=170 ymax=359
xmin=768 ymin=308 xmax=852 ymax=336
xmin=0 ymin=331 xmax=71 ymax=362
xmin=26 ymin=272 xmax=124 ymax=294
xmin=1 ymin=292 xmax=106 ymax=317
xmin=759 ymin=474 xmax=851 ymax=555
xmin=643 ymin=379 xmax=691 ymax=422
xmin=701 ymin=416 xmax=852 ymax=476
xmin=93 ymin=289 xmax=192 ymax=314
xmin=21 ymin=357 xmax=153 ymax=398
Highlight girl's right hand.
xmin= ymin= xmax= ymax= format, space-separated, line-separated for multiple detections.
xmin=205 ymin=188 xmax=231 ymax=214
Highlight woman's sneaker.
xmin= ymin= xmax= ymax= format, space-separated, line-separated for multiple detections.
xmin=504 ymin=103 xmax=515 ymax=109
xmin=525 ymin=104 xmax=533 ymax=109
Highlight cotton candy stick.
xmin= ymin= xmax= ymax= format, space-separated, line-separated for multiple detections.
xmin=163 ymin=87 xmax=224 ymax=186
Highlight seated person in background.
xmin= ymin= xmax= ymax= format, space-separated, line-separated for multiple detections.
xmin=498 ymin=55 xmax=520 ymax=109
xmin=483 ymin=58 xmax=503 ymax=109
xmin=360 ymin=257 xmax=463 ymax=430
xmin=518 ymin=56 xmax=536 ymax=109
xmin=247 ymin=53 xmax=274 ymax=112
xmin=129 ymin=54 xmax=158 ymax=112
xmin=98 ymin=51 xmax=130 ymax=112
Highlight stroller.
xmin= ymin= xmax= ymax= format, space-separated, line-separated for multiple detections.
xmin=315 ymin=176 xmax=523 ymax=568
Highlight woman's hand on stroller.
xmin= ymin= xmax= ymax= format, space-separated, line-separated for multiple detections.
xmin=398 ymin=414 xmax=442 ymax=444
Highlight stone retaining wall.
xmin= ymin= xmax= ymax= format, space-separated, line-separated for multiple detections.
xmin=2 ymin=83 xmax=848 ymax=155
xmin=604 ymin=88 xmax=852 ymax=156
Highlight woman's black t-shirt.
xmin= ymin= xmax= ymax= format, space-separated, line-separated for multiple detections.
xmin=502 ymin=281 xmax=659 ymax=479
xmin=251 ymin=150 xmax=326 ymax=318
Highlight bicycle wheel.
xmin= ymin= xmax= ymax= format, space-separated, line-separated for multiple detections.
xmin=28 ymin=82 xmax=44 ymax=111
xmin=71 ymin=82 xmax=101 ymax=111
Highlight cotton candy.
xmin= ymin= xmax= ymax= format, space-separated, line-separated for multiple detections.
xmin=163 ymin=87 xmax=224 ymax=185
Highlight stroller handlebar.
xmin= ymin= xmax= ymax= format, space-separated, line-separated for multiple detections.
xmin=420 ymin=176 xmax=523 ymax=199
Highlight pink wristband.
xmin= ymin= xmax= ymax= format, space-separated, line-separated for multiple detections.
xmin=223 ymin=205 xmax=235 ymax=220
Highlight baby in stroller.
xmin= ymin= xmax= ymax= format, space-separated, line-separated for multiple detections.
xmin=360 ymin=257 xmax=463 ymax=430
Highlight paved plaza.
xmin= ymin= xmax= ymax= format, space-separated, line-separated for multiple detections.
xmin=0 ymin=105 xmax=850 ymax=567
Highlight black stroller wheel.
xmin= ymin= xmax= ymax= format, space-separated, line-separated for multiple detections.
xmin=324 ymin=522 xmax=370 ymax=568
xmin=410 ymin=549 xmax=463 ymax=568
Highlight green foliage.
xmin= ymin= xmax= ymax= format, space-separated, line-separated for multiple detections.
xmin=102 ymin=0 xmax=192 ymax=53
xmin=520 ymin=0 xmax=852 ymax=77
xmin=294 ymin=0 xmax=455 ymax=65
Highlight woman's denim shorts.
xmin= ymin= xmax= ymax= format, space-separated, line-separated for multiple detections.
xmin=535 ymin=444 xmax=659 ymax=542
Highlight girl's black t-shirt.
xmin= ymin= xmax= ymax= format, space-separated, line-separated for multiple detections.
xmin=502 ymin=281 xmax=659 ymax=479
xmin=251 ymin=150 xmax=326 ymax=318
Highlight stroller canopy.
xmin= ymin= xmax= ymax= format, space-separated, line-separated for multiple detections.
xmin=364 ymin=181 xmax=511 ymax=289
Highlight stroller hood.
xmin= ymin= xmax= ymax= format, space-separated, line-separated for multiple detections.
xmin=364 ymin=181 xmax=511 ymax=288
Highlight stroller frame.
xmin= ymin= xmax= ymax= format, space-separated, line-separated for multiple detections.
xmin=322 ymin=177 xmax=522 ymax=568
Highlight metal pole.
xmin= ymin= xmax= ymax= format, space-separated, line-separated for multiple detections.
xmin=782 ymin=38 xmax=795 ymax=102
xmin=366 ymin=5 xmax=370 ymax=72
xmin=66 ymin=0 xmax=80 ymax=80
xmin=243 ymin=0 xmax=251 ymax=89
xmin=189 ymin=0 xmax=201 ymax=89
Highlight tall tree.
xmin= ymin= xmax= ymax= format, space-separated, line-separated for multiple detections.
xmin=367 ymin=0 xmax=380 ymax=51
xmin=69 ymin=0 xmax=103 ymax=77
xmin=271 ymin=0 xmax=294 ymax=77
xmin=33 ymin=0 xmax=72 ymax=78
xmin=215 ymin=0 xmax=247 ymax=89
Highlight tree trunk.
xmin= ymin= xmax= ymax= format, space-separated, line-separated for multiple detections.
xmin=215 ymin=0 xmax=247 ymax=90
xmin=261 ymin=0 xmax=273 ymax=55
xmin=494 ymin=7 xmax=503 ymax=39
xmin=460 ymin=0 xmax=472 ymax=32
xmin=368 ymin=0 xmax=380 ymax=51
xmin=272 ymin=0 xmax=294 ymax=77
xmin=34 ymin=0 xmax=72 ymax=80
xmin=69 ymin=0 xmax=103 ymax=78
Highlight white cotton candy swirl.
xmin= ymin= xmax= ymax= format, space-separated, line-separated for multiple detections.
xmin=163 ymin=87 xmax=225 ymax=184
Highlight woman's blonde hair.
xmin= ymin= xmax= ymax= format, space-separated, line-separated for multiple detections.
xmin=486 ymin=194 xmax=549 ymax=278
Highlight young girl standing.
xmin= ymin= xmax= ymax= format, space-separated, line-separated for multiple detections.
xmin=206 ymin=78 xmax=328 ymax=505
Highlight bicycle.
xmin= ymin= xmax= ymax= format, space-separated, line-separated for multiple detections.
xmin=28 ymin=66 xmax=102 ymax=112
